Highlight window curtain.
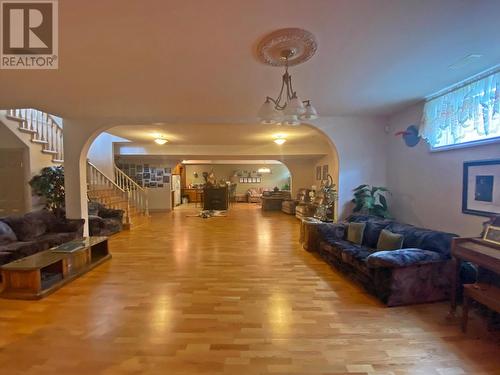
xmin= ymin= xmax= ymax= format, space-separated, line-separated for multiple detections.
xmin=420 ymin=71 xmax=500 ymax=148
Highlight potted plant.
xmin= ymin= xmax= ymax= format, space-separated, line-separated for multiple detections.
xmin=29 ymin=166 xmax=65 ymax=216
xmin=351 ymin=184 xmax=392 ymax=218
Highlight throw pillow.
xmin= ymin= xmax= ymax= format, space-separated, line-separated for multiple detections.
xmin=347 ymin=222 xmax=365 ymax=245
xmin=0 ymin=221 xmax=17 ymax=244
xmin=377 ymin=229 xmax=404 ymax=251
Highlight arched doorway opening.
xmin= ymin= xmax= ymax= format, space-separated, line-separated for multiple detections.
xmin=67 ymin=120 xmax=339 ymax=234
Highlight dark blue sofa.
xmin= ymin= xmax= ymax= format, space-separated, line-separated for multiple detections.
xmin=316 ymin=214 xmax=457 ymax=306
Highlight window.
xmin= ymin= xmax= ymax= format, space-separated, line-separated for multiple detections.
xmin=420 ymin=70 xmax=500 ymax=150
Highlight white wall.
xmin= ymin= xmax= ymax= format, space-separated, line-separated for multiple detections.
xmin=87 ymin=132 xmax=129 ymax=179
xmin=313 ymin=116 xmax=388 ymax=219
xmin=387 ymin=103 xmax=500 ymax=236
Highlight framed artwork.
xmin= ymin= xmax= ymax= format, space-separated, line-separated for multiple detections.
xmin=322 ymin=164 xmax=328 ymax=180
xmin=156 ymin=176 xmax=162 ymax=181
xmin=316 ymin=166 xmax=322 ymax=180
xmin=151 ymin=167 xmax=157 ymax=174
xmin=136 ymin=174 xmax=143 ymax=181
xmin=163 ymin=176 xmax=170 ymax=183
xmin=463 ymin=159 xmax=500 ymax=216
xmin=164 ymin=168 xmax=171 ymax=174
xmin=158 ymin=184 xmax=164 ymax=188
xmin=149 ymin=182 xmax=157 ymax=188
xmin=157 ymin=169 xmax=163 ymax=176
xmin=136 ymin=165 xmax=143 ymax=173
xmin=483 ymin=225 xmax=500 ymax=245
xmin=143 ymin=173 xmax=151 ymax=180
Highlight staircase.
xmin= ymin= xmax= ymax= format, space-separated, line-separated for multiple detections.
xmin=6 ymin=108 xmax=64 ymax=163
xmin=87 ymin=161 xmax=149 ymax=228
xmin=3 ymin=108 xmax=149 ymax=227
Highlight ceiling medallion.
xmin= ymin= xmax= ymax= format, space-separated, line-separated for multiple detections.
xmin=257 ymin=28 xmax=318 ymax=67
xmin=256 ymin=28 xmax=319 ymax=125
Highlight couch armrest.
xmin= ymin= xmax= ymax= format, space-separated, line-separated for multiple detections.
xmin=317 ymin=222 xmax=346 ymax=243
xmin=55 ymin=218 xmax=85 ymax=235
xmin=367 ymin=248 xmax=444 ymax=269
xmin=98 ymin=207 xmax=124 ymax=220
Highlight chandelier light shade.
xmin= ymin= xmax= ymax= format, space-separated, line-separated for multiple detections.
xmin=256 ymin=28 xmax=319 ymax=126
xmin=154 ymin=137 xmax=168 ymax=145
xmin=273 ymin=134 xmax=287 ymax=145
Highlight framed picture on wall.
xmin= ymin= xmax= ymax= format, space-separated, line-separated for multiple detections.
xmin=163 ymin=176 xmax=170 ymax=183
xmin=322 ymin=164 xmax=329 ymax=180
xmin=136 ymin=165 xmax=143 ymax=173
xmin=316 ymin=166 xmax=322 ymax=180
xmin=463 ymin=159 xmax=500 ymax=217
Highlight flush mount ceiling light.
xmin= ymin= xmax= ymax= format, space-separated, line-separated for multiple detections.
xmin=257 ymin=28 xmax=319 ymax=126
xmin=154 ymin=136 xmax=168 ymax=145
xmin=273 ymin=134 xmax=287 ymax=145
xmin=257 ymin=167 xmax=271 ymax=173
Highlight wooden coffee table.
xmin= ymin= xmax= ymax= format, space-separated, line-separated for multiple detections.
xmin=0 ymin=236 xmax=111 ymax=300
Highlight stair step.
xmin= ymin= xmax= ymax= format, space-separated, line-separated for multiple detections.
xmin=52 ymin=159 xmax=64 ymax=163
xmin=42 ymin=149 xmax=58 ymax=155
xmin=32 ymin=138 xmax=48 ymax=144
xmin=18 ymin=127 xmax=37 ymax=134
xmin=6 ymin=115 xmax=24 ymax=122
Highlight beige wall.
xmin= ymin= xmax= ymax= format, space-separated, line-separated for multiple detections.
xmin=313 ymin=116 xmax=387 ymax=219
xmin=387 ymin=103 xmax=500 ymax=236
xmin=185 ymin=163 xmax=291 ymax=194
xmin=0 ymin=116 xmax=57 ymax=213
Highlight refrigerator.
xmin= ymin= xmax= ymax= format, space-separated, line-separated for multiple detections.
xmin=171 ymin=174 xmax=181 ymax=206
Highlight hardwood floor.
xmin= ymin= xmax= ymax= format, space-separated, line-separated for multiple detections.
xmin=0 ymin=203 xmax=499 ymax=374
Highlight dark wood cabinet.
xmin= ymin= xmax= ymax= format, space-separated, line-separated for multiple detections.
xmin=203 ymin=187 xmax=228 ymax=210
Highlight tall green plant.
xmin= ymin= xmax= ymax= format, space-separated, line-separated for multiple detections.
xmin=29 ymin=166 xmax=65 ymax=212
xmin=351 ymin=184 xmax=391 ymax=218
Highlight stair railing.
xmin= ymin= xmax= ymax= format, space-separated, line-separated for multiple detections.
xmin=86 ymin=161 xmax=131 ymax=226
xmin=6 ymin=108 xmax=64 ymax=162
xmin=114 ymin=165 xmax=149 ymax=216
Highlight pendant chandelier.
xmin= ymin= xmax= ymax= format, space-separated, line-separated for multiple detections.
xmin=256 ymin=28 xmax=319 ymax=126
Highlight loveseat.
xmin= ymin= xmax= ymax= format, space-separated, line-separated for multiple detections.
xmin=315 ymin=214 xmax=457 ymax=306
xmin=88 ymin=201 xmax=124 ymax=236
xmin=0 ymin=210 xmax=85 ymax=266
xmin=247 ymin=188 xmax=272 ymax=203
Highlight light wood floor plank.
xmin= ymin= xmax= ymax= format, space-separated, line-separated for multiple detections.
xmin=0 ymin=203 xmax=499 ymax=374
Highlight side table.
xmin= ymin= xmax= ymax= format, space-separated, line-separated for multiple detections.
xmin=300 ymin=217 xmax=324 ymax=252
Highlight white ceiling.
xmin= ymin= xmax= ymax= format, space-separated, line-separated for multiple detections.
xmin=1 ymin=0 xmax=499 ymax=123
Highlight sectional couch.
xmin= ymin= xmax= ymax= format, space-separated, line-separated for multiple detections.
xmin=315 ymin=214 xmax=457 ymax=306
xmin=0 ymin=210 xmax=84 ymax=266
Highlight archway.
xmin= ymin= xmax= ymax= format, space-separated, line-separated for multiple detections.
xmin=63 ymin=119 xmax=340 ymax=233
